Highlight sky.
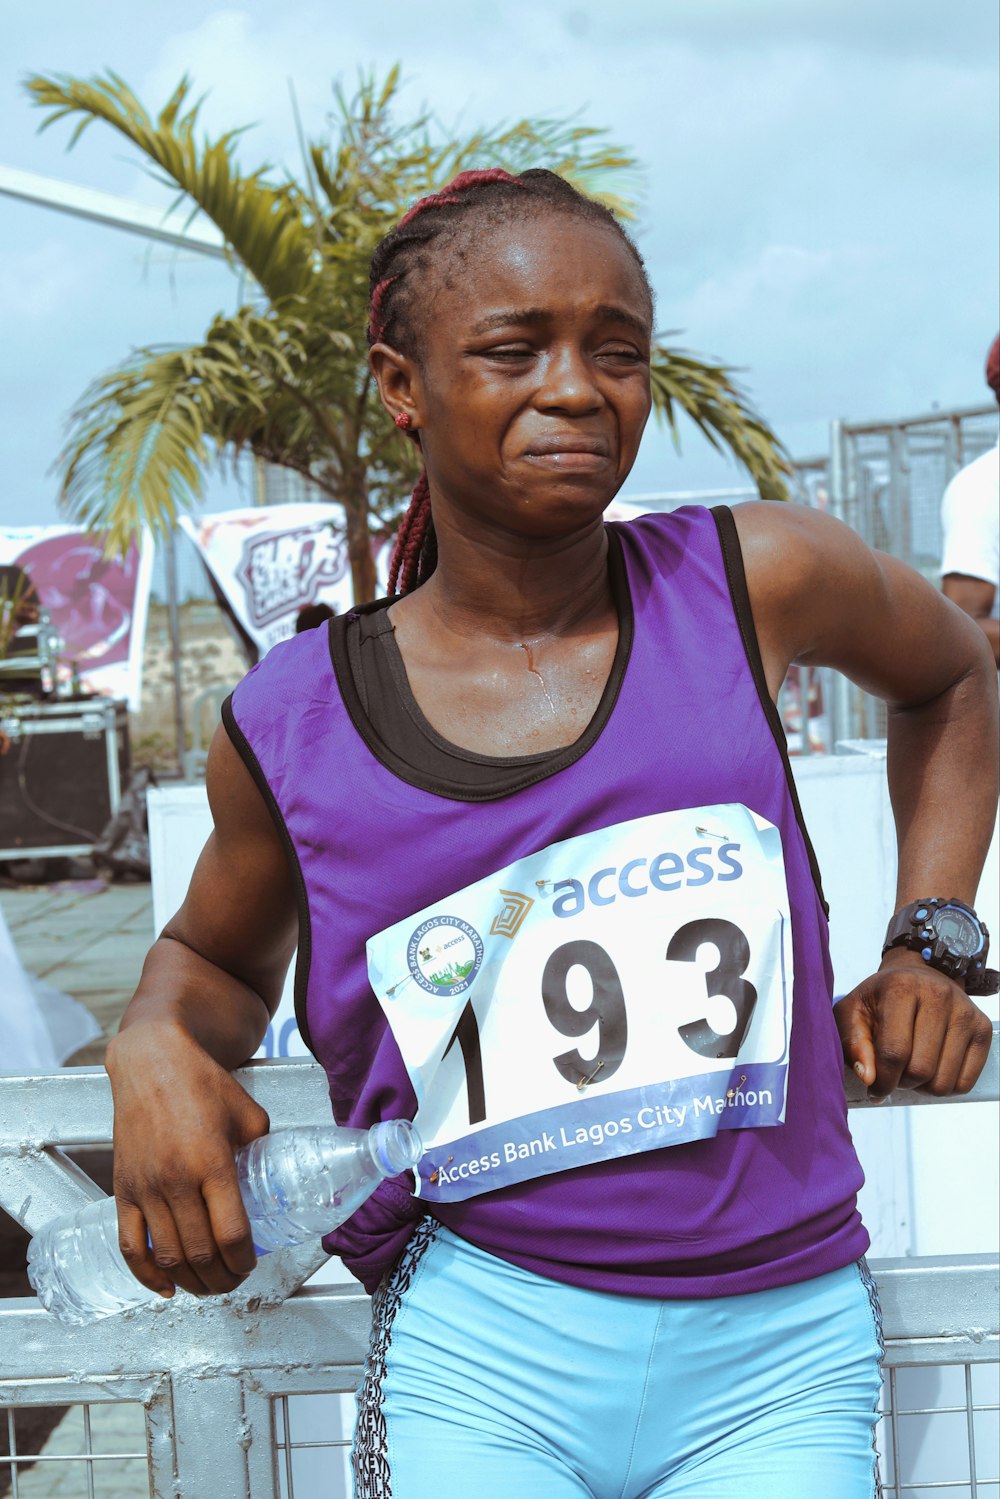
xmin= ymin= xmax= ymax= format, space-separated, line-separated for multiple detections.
xmin=2 ymin=0 xmax=998 ymax=555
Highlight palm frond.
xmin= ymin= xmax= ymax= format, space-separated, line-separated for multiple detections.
xmin=441 ymin=117 xmax=642 ymax=220
xmin=26 ymin=71 xmax=316 ymax=302
xmin=311 ymin=68 xmax=642 ymax=223
xmin=60 ymin=348 xmax=213 ymax=551
xmin=58 ymin=306 xmax=365 ymax=544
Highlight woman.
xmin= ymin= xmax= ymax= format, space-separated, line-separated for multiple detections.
xmin=107 ymin=170 xmax=997 ymax=1498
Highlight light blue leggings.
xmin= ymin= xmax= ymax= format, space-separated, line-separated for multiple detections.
xmin=352 ymin=1221 xmax=884 ymax=1499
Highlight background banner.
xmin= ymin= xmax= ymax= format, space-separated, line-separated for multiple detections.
xmin=181 ymin=503 xmax=663 ymax=667
xmin=0 ymin=526 xmax=153 ymax=710
xmin=180 ymin=504 xmax=391 ymax=662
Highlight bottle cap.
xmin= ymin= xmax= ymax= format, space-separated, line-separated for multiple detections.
xmin=370 ymin=1119 xmax=423 ymax=1177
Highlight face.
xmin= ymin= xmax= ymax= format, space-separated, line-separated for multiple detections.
xmin=375 ymin=213 xmax=653 ymax=540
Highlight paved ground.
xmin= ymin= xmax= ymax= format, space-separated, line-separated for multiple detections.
xmin=4 ymin=1404 xmax=150 ymax=1499
xmin=1 ymin=879 xmax=154 ymax=1499
xmin=2 ymin=879 xmax=154 ymax=1068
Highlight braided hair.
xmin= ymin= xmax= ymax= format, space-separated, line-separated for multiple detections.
xmin=368 ymin=168 xmax=651 ymax=596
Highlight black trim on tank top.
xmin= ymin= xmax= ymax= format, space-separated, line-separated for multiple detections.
xmin=221 ymin=694 xmax=316 ymax=1056
xmin=327 ymin=526 xmax=635 ymax=802
xmin=710 ymin=505 xmax=830 ymax=917
xmin=347 ymin=607 xmax=561 ymax=789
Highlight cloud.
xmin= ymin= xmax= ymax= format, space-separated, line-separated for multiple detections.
xmin=139 ymin=9 xmax=323 ymax=169
xmin=546 ymin=0 xmax=998 ymax=65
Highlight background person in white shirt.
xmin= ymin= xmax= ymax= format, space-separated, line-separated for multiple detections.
xmin=940 ymin=335 xmax=1000 ymax=665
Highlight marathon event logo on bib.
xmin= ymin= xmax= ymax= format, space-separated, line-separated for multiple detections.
xmin=367 ymin=803 xmax=793 ymax=1202
xmin=406 ymin=918 xmax=485 ymax=997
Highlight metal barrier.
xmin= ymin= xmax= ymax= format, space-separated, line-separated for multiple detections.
xmin=825 ymin=404 xmax=998 ymax=747
xmin=830 ymin=407 xmax=998 ymax=582
xmin=2 ymin=1033 xmax=997 ymax=1498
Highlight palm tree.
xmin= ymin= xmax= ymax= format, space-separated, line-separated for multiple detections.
xmin=26 ymin=68 xmax=792 ymax=603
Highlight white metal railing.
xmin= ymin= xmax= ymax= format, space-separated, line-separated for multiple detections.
xmin=1 ymin=1032 xmax=997 ymax=1498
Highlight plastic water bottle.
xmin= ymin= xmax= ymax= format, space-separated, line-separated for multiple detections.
xmin=26 ymin=1119 xmax=421 ymax=1325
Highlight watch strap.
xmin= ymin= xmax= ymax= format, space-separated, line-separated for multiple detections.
xmin=967 ymin=966 xmax=1000 ymax=997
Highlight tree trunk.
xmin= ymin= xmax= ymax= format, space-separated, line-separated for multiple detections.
xmin=343 ymin=488 xmax=377 ymax=604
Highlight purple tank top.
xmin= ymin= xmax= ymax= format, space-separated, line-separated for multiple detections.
xmin=225 ymin=507 xmax=868 ymax=1297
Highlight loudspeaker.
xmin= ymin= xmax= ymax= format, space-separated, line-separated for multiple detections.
xmin=0 ymin=700 xmax=130 ymax=858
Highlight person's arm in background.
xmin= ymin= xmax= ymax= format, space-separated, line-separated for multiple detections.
xmin=943 ymin=574 xmax=999 ymax=665
xmin=736 ymin=501 xmax=997 ymax=1099
xmin=940 ymin=451 xmax=1000 ymax=664
xmin=104 ymin=725 xmax=298 ymax=1301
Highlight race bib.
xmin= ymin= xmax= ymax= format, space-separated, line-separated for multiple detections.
xmin=367 ymin=803 xmax=793 ymax=1202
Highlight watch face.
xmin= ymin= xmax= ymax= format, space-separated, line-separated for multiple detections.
xmin=932 ymin=907 xmax=983 ymax=957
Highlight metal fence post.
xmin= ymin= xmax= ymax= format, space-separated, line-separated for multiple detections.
xmin=170 ymin=1373 xmax=277 ymax=1499
xmin=887 ymin=427 xmax=912 ymax=568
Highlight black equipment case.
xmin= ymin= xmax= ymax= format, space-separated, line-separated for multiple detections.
xmin=0 ymin=699 xmax=130 ymax=859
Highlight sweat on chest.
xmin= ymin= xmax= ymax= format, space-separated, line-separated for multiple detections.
xmin=402 ymin=633 xmax=616 ymax=756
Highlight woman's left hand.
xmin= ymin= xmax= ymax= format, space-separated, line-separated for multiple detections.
xmin=834 ymin=948 xmax=994 ymax=1099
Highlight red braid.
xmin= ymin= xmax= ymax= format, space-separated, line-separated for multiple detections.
xmin=387 ymin=471 xmax=431 ymax=597
xmin=367 ymin=273 xmax=399 ymax=345
xmin=396 ymin=168 xmax=521 ymax=231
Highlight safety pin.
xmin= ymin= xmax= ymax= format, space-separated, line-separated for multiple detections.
xmin=695 ymin=826 xmax=729 ymax=841
xmin=577 ymin=1061 xmax=605 ymax=1091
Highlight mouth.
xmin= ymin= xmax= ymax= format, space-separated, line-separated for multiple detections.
xmin=522 ymin=434 xmax=611 ymax=473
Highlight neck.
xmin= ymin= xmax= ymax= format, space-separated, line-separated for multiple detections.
xmin=412 ymin=508 xmax=612 ymax=642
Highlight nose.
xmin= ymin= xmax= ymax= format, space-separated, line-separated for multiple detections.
xmin=535 ymin=343 xmax=603 ymax=415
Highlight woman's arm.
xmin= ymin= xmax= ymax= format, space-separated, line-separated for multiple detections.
xmin=105 ymin=724 xmax=299 ymax=1299
xmin=734 ymin=501 xmax=998 ymax=1098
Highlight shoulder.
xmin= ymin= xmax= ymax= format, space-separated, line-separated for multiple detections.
xmin=726 ymin=500 xmax=906 ymax=685
xmin=727 ymin=500 xmax=990 ymax=701
xmin=616 ymin=499 xmax=861 ymax=579
xmin=228 ymin=620 xmax=339 ymax=748
xmin=611 ymin=502 xmax=859 ymax=612
xmin=728 ymin=500 xmax=879 ymax=601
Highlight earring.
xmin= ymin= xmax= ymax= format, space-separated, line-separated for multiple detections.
xmin=394 ymin=411 xmax=413 ymax=431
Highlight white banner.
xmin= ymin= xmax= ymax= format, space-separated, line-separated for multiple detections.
xmin=0 ymin=526 xmax=153 ymax=710
xmin=181 ymin=502 xmax=653 ymax=666
xmin=180 ymin=504 xmax=392 ymax=660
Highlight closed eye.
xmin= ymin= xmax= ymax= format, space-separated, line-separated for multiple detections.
xmin=480 ymin=345 xmax=535 ymax=359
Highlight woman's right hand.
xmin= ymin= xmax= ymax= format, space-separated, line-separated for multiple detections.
xmin=106 ymin=1021 xmax=271 ymax=1300
xmin=105 ymin=724 xmax=299 ymax=1299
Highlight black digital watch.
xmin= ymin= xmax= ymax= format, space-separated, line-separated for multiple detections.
xmin=882 ymin=898 xmax=999 ymax=996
